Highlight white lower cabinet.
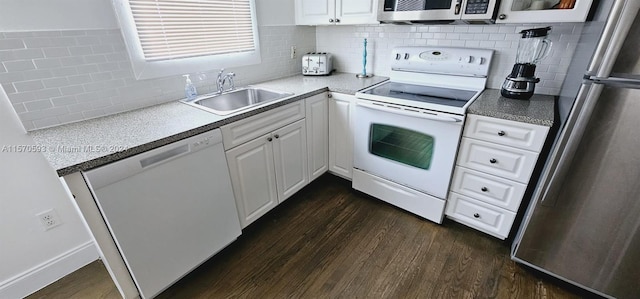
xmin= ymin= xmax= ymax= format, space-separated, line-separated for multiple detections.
xmin=328 ymin=92 xmax=355 ymax=180
xmin=226 ymin=119 xmax=308 ymax=228
xmin=226 ymin=133 xmax=279 ymax=228
xmin=222 ymin=100 xmax=310 ymax=228
xmin=306 ymin=93 xmax=329 ymax=182
xmin=447 ymin=114 xmax=550 ymax=239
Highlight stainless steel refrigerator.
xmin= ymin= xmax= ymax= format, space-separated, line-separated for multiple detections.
xmin=512 ymin=0 xmax=640 ymax=298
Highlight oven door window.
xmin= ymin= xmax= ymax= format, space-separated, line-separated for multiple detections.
xmin=369 ymin=124 xmax=434 ymax=170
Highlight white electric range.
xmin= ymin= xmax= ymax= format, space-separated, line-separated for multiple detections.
xmin=353 ymin=46 xmax=494 ymax=224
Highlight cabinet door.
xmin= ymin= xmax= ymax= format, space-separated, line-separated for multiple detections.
xmin=226 ymin=134 xmax=278 ymax=228
xmin=306 ymin=93 xmax=329 ymax=182
xmin=496 ymin=0 xmax=593 ymax=23
xmin=295 ymin=0 xmax=335 ymax=25
xmin=328 ymin=93 xmax=355 ymax=179
xmin=336 ymin=0 xmax=379 ymax=25
xmin=273 ymin=119 xmax=309 ymax=202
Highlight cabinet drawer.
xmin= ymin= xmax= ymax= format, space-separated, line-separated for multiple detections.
xmin=221 ymin=101 xmax=305 ymax=150
xmin=458 ymin=137 xmax=538 ymax=184
xmin=464 ymin=115 xmax=549 ymax=152
xmin=446 ymin=192 xmax=515 ymax=239
xmin=450 ymin=166 xmax=526 ymax=212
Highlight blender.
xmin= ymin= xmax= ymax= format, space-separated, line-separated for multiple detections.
xmin=501 ymin=27 xmax=552 ymax=100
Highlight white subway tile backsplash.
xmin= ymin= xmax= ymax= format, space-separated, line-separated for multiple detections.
xmin=12 ymin=103 xmax=26 ymax=113
xmin=24 ymin=99 xmax=53 ymax=111
xmin=4 ymin=60 xmax=36 ymax=72
xmin=10 ymin=49 xmax=44 ymax=60
xmin=14 ymin=80 xmax=44 ymax=92
xmin=22 ymin=69 xmax=53 ymax=80
xmin=33 ymin=116 xmax=61 ymax=129
xmin=42 ymin=77 xmax=70 ymax=88
xmin=0 ymin=39 xmax=25 ymax=50
xmin=50 ymin=66 xmax=78 ymax=77
xmin=2 ymin=25 xmax=315 ymax=130
xmin=33 ymin=58 xmax=62 ymax=69
xmin=43 ymin=47 xmax=71 ymax=58
xmin=2 ymin=83 xmax=15 ymax=94
xmin=60 ymin=85 xmax=85 ymax=96
xmin=317 ymin=23 xmax=581 ymax=95
xmin=51 ymin=95 xmax=77 ymax=106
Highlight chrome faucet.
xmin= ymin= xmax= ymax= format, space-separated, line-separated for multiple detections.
xmin=216 ymin=69 xmax=236 ymax=94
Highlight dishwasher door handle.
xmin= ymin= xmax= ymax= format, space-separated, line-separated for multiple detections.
xmin=140 ymin=144 xmax=189 ymax=168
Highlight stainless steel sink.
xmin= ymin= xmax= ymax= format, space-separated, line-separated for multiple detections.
xmin=181 ymin=87 xmax=293 ymax=115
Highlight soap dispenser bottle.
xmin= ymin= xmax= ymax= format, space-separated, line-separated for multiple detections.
xmin=183 ymin=74 xmax=197 ymax=100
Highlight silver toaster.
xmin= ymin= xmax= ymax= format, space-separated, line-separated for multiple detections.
xmin=302 ymin=52 xmax=333 ymax=76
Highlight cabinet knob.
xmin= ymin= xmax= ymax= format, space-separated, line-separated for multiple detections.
xmin=498 ymin=14 xmax=506 ymax=20
xmin=274 ymin=134 xmax=280 ymax=139
xmin=267 ymin=137 xmax=273 ymax=142
xmin=329 ymin=18 xmax=334 ymax=23
xmin=327 ymin=93 xmax=332 ymax=98
xmin=335 ymin=19 xmax=340 ymax=23
xmin=489 ymin=158 xmax=497 ymax=164
xmin=473 ymin=213 xmax=481 ymax=218
xmin=498 ymin=130 xmax=506 ymax=136
xmin=481 ymin=187 xmax=488 ymax=192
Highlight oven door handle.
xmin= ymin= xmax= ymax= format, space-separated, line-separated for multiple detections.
xmin=356 ymin=100 xmax=463 ymax=123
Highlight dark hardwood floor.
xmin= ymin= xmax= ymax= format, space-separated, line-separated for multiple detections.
xmin=29 ymin=174 xmax=590 ymax=299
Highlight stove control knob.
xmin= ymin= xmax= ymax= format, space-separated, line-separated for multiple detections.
xmin=404 ymin=53 xmax=410 ymax=60
xmin=463 ymin=56 xmax=473 ymax=63
xmin=395 ymin=53 xmax=401 ymax=60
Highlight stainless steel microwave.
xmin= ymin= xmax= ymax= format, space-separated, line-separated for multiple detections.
xmin=378 ymin=0 xmax=500 ymax=24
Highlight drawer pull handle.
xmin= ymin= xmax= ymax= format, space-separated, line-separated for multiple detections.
xmin=498 ymin=130 xmax=506 ymax=136
xmin=481 ymin=187 xmax=488 ymax=192
xmin=473 ymin=213 xmax=481 ymax=218
xmin=489 ymin=158 xmax=497 ymax=164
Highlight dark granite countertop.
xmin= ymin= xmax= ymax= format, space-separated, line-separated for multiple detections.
xmin=29 ymin=73 xmax=388 ymax=176
xmin=467 ymin=89 xmax=555 ymax=127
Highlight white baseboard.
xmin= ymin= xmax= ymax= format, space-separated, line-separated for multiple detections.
xmin=0 ymin=241 xmax=99 ymax=299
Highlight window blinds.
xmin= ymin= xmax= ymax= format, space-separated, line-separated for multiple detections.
xmin=129 ymin=0 xmax=256 ymax=61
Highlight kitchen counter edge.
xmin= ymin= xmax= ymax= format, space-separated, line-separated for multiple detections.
xmin=467 ymin=89 xmax=555 ymax=127
xmin=29 ymin=73 xmax=388 ymax=176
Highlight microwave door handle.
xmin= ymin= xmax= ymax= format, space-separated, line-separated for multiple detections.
xmin=455 ymin=0 xmax=462 ymax=15
xmin=356 ymin=101 xmax=462 ymax=123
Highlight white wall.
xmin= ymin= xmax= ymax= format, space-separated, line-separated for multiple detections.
xmin=0 ymin=0 xmax=118 ymax=31
xmin=0 ymin=0 xmax=301 ymax=296
xmin=0 ymin=84 xmax=98 ymax=298
xmin=256 ymin=0 xmax=296 ymax=26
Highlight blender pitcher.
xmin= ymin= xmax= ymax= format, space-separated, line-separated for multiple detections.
xmin=501 ymin=27 xmax=552 ymax=99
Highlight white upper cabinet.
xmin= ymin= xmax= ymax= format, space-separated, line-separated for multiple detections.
xmin=295 ymin=0 xmax=378 ymax=25
xmin=496 ymin=0 xmax=594 ymax=23
xmin=336 ymin=0 xmax=379 ymax=25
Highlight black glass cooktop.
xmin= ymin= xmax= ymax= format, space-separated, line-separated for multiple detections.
xmin=361 ymin=81 xmax=477 ymax=108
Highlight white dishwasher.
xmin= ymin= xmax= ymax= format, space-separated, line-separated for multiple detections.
xmin=84 ymin=129 xmax=241 ymax=299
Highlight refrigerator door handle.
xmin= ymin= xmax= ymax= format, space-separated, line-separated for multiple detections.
xmin=591 ymin=0 xmax=640 ymax=78
xmin=589 ymin=76 xmax=640 ymax=89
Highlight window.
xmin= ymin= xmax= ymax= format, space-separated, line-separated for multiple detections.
xmin=113 ymin=0 xmax=261 ymax=79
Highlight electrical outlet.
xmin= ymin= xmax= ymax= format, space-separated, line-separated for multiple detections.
xmin=290 ymin=46 xmax=297 ymax=59
xmin=37 ymin=209 xmax=62 ymax=231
